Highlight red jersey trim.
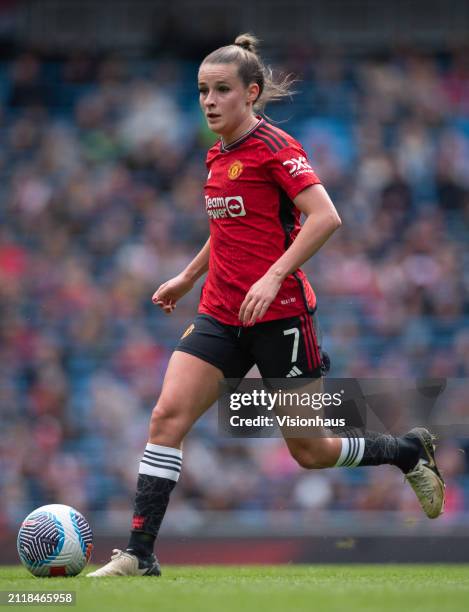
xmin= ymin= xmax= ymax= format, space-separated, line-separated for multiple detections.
xmin=260 ymin=124 xmax=289 ymax=146
xmin=255 ymin=125 xmax=289 ymax=152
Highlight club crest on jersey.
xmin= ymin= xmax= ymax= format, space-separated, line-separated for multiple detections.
xmin=228 ymin=160 xmax=243 ymax=180
xmin=205 ymin=195 xmax=246 ymax=219
xmin=282 ymin=156 xmax=313 ymax=177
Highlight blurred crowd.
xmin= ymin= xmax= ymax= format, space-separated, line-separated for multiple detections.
xmin=0 ymin=45 xmax=468 ymax=533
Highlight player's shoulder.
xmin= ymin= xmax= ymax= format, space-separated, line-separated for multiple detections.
xmin=251 ymin=120 xmax=304 ymax=157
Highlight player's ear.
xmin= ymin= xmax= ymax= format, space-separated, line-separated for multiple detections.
xmin=246 ymin=83 xmax=260 ymax=105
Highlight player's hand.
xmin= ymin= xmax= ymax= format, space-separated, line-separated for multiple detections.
xmin=152 ymin=273 xmax=194 ymax=315
xmin=239 ymin=271 xmax=283 ymax=326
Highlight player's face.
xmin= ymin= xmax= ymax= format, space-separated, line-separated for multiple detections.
xmin=198 ymin=62 xmax=258 ymax=141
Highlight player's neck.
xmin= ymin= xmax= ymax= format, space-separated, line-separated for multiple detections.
xmin=221 ymin=115 xmax=260 ymax=147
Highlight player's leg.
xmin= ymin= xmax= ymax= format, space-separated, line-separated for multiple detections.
xmin=126 ymin=349 xmax=224 ymax=556
xmin=287 ymin=423 xmax=445 ymax=519
xmin=254 ymin=313 xmax=445 ymax=518
xmin=283 ymin=400 xmax=446 ymax=519
xmin=87 ymin=350 xmax=223 ymax=577
xmin=125 ymin=316 xmax=254 ymax=564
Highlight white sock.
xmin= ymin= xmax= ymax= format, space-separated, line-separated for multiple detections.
xmin=138 ymin=443 xmax=183 ymax=482
xmin=335 ymin=437 xmax=365 ymax=467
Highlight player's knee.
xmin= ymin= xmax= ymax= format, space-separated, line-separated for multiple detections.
xmin=148 ymin=401 xmax=184 ymax=445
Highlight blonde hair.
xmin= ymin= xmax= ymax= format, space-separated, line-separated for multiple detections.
xmin=201 ymin=33 xmax=294 ymax=112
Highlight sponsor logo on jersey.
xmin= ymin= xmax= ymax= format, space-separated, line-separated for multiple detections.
xmin=225 ymin=196 xmax=246 ymax=216
xmin=282 ymin=156 xmax=314 ymax=177
xmin=181 ymin=323 xmax=195 ymax=339
xmin=228 ymin=160 xmax=243 ymax=180
xmin=205 ymin=195 xmax=246 ymax=219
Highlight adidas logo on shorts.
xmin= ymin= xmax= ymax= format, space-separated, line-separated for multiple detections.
xmin=286 ymin=365 xmax=302 ymax=377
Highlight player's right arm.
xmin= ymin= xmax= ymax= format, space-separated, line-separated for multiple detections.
xmin=152 ymin=238 xmax=210 ymax=314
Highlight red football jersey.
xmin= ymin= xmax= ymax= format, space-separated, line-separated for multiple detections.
xmin=199 ymin=118 xmax=321 ymax=326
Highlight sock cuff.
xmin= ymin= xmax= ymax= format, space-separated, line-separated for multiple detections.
xmin=145 ymin=443 xmax=183 ymax=459
xmin=139 ymin=443 xmax=183 ymax=482
xmin=335 ymin=437 xmax=365 ymax=467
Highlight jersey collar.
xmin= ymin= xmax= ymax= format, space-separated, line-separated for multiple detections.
xmin=220 ymin=117 xmax=264 ymax=153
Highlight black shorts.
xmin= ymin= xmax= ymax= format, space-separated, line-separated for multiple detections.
xmin=175 ymin=312 xmax=328 ymax=381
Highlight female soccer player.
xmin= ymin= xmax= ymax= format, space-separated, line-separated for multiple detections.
xmin=89 ymin=34 xmax=445 ymax=577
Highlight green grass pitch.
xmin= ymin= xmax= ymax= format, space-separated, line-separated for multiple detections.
xmin=1 ymin=565 xmax=469 ymax=612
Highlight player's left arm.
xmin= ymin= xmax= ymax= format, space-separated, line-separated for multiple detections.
xmin=239 ymin=185 xmax=341 ymax=325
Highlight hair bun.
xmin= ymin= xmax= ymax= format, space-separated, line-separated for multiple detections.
xmin=234 ymin=33 xmax=259 ymax=54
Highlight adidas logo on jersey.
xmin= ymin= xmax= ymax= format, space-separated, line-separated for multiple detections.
xmin=282 ymin=156 xmax=314 ymax=178
xmin=286 ymin=365 xmax=303 ymax=377
xmin=205 ymin=195 xmax=246 ymax=219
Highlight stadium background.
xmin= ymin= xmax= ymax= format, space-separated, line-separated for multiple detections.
xmin=0 ymin=0 xmax=468 ymax=563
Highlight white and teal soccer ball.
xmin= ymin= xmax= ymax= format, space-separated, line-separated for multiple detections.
xmin=17 ymin=504 xmax=93 ymax=577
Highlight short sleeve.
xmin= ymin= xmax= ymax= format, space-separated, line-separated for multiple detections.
xmin=266 ymin=143 xmax=321 ymax=200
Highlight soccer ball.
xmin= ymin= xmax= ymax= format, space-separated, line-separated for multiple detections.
xmin=17 ymin=504 xmax=93 ymax=577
